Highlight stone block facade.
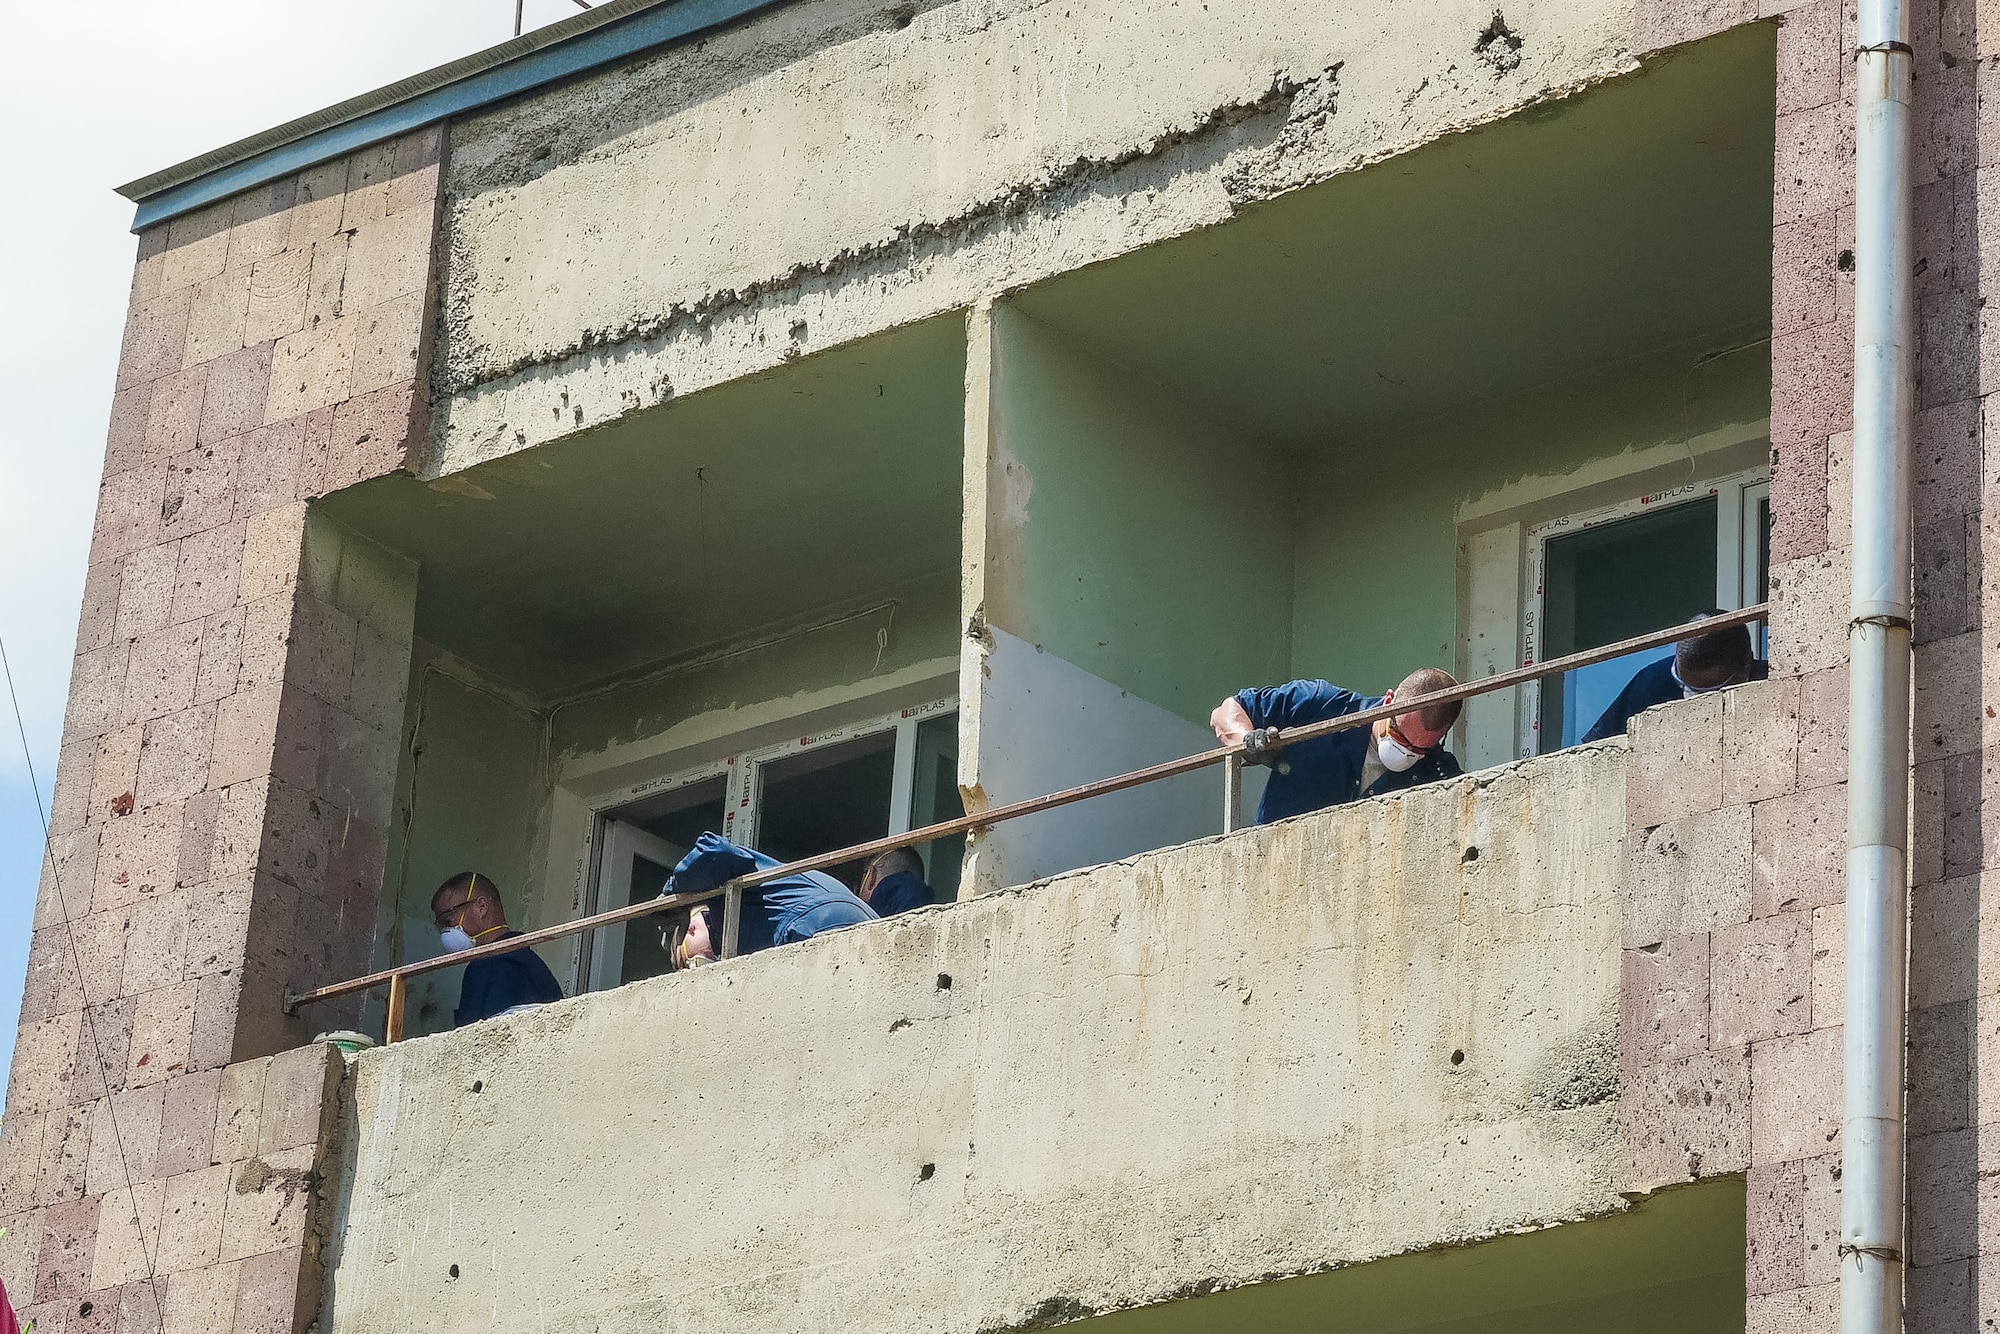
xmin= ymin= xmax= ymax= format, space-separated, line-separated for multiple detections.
xmin=0 ymin=131 xmax=438 ymax=1332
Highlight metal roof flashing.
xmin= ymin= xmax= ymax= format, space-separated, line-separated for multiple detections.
xmin=118 ymin=0 xmax=789 ymax=232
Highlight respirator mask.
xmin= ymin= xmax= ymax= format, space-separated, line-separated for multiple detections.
xmin=1375 ymin=727 xmax=1426 ymax=773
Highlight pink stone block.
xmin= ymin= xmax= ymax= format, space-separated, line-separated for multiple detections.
xmin=160 ymin=205 xmax=232 ymax=294
xmin=1723 ymin=677 xmax=1801 ymax=806
xmin=102 ymin=386 xmax=152 ymax=478
xmin=1626 ymin=693 xmax=1725 ymax=828
xmin=125 ymin=981 xmax=200 ymax=1089
xmin=243 ymin=250 xmax=311 ymax=350
xmin=82 ymin=1087 xmax=163 ymax=1200
xmin=1774 ymin=100 xmax=1855 ymax=227
xmin=232 ymin=421 xmax=307 ymax=520
xmin=1772 ymin=211 xmax=1839 ymax=334
xmin=226 ymin=179 xmax=299 ymax=272
xmin=1775 ymin=0 xmax=1842 ymax=114
xmin=1747 ymin=1160 xmax=1806 ymax=1296
xmin=1795 ymin=666 xmax=1849 ymax=789
xmin=1711 ymin=912 xmax=1814 ymax=1046
xmin=116 ymin=288 xmax=192 ymax=391
xmin=1769 ymin=549 xmax=1852 ymax=678
xmin=318 ymin=382 xmax=417 ymax=492
xmin=111 ymin=543 xmax=178 ymax=648
xmin=1750 ymin=1025 xmax=1844 ymax=1163
xmin=1619 ymin=1045 xmax=1752 ymax=1189
xmin=1620 ymin=935 xmax=1710 ymax=1066
xmin=144 ymin=364 xmax=208 ymax=465
xmin=182 ymin=264 xmax=252 ymax=368
xmin=156 ymin=1068 xmax=222 ymax=1177
xmin=1750 ymin=782 xmax=1847 ymax=917
xmin=9 ymin=1014 xmax=82 ymax=1116
xmin=229 ymin=1245 xmax=303 ymax=1334
xmin=196 ymin=343 xmax=275 ymax=449
xmin=90 ymin=467 xmax=167 ymax=567
xmin=121 ymin=622 xmax=204 ymax=726
xmin=36 ymin=1194 xmax=100 ymax=1301
xmin=137 ymin=707 xmax=215 ymax=810
xmin=63 ymin=646 xmax=130 ymax=747
xmin=171 ymin=522 xmax=246 ymax=627
xmin=193 ymin=608 xmax=247 ymax=708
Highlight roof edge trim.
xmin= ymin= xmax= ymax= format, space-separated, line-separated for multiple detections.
xmin=120 ymin=0 xmax=788 ymax=232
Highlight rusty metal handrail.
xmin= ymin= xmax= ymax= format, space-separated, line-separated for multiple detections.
xmin=289 ymin=603 xmax=1768 ymax=1036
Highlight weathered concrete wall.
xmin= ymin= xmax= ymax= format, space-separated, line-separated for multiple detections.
xmin=430 ymin=0 xmax=1747 ymax=474
xmin=1 ymin=132 xmax=442 ymax=1332
xmin=322 ymin=743 xmax=1632 ymax=1333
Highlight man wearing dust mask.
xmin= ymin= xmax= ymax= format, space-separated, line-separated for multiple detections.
xmin=430 ymin=872 xmax=565 ymax=1027
xmin=1210 ymin=667 xmax=1464 ymax=824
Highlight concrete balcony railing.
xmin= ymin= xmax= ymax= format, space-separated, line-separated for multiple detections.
xmin=313 ymin=739 xmax=1688 ymax=1333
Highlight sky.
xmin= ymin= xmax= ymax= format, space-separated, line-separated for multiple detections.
xmin=0 ymin=0 xmax=595 ymax=1092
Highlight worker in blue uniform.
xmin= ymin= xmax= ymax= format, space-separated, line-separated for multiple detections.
xmin=1580 ymin=614 xmax=1769 ymax=744
xmin=858 ymin=847 xmax=935 ymax=917
xmin=666 ymin=832 xmax=878 ymax=967
xmin=1211 ymin=667 xmax=1466 ymax=825
xmin=431 ymin=872 xmax=566 ymax=1027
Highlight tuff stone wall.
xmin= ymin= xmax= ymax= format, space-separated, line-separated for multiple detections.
xmin=1697 ymin=0 xmax=1993 ymax=1325
xmin=0 ymin=132 xmax=440 ymax=1332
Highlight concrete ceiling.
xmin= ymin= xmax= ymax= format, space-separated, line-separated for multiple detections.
xmin=1011 ymin=24 xmax=1777 ymax=450
xmin=322 ymin=314 xmax=965 ymax=696
xmin=1072 ymin=1177 xmax=1745 ymax=1334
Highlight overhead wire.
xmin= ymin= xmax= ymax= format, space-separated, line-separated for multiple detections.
xmin=0 ymin=632 xmax=167 ymax=1334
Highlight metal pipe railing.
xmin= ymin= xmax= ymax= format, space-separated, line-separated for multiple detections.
xmin=287 ymin=603 xmax=1768 ymax=1038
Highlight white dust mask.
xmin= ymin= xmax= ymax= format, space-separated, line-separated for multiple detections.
xmin=439 ymin=926 xmax=475 ymax=953
xmin=1376 ymin=731 xmax=1425 ymax=773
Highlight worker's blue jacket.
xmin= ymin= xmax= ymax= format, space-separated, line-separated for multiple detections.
xmin=869 ymin=871 xmax=934 ymax=917
xmin=669 ymin=833 xmax=877 ymax=954
xmin=1234 ymin=680 xmax=1464 ymax=825
xmin=454 ymin=931 xmax=565 ymax=1027
xmin=1580 ymin=657 xmax=1771 ymax=744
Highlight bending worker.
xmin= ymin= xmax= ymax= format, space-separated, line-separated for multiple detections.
xmin=1211 ymin=668 xmax=1465 ymax=824
xmin=667 ymin=832 xmax=877 ymax=967
xmin=431 ymin=872 xmax=566 ymax=1027
xmin=858 ymin=848 xmax=935 ymax=917
xmin=1581 ymin=612 xmax=1769 ymax=743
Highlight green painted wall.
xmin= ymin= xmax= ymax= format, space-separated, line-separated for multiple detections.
xmin=1289 ymin=336 xmax=1771 ymax=695
xmin=1077 ymin=1176 xmax=1745 ymax=1333
xmin=549 ymin=570 xmax=959 ymax=758
xmin=378 ymin=653 xmax=544 ymax=1034
xmin=989 ymin=304 xmax=1294 ymax=725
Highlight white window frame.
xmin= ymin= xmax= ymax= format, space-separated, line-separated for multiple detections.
xmin=576 ymin=694 xmax=956 ymax=991
xmin=1518 ymin=465 xmax=1769 ymax=759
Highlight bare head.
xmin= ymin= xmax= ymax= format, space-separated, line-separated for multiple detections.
xmin=859 ymin=847 xmax=925 ymax=904
xmin=1674 ymin=614 xmax=1755 ymax=692
xmin=431 ymin=872 xmax=506 ymax=939
xmin=1378 ymin=667 xmax=1462 ymax=751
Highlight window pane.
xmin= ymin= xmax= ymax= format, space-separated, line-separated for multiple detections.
xmin=757 ymin=731 xmax=898 ymax=887
xmin=911 ymin=714 xmax=964 ymax=901
xmin=1538 ymin=495 xmax=1718 ymax=752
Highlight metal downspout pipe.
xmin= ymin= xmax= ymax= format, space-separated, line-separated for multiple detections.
xmin=1845 ymin=1 xmax=1914 ymax=1331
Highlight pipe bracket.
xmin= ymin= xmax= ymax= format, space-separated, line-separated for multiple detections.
xmin=1850 ymin=614 xmax=1913 ymax=631
xmin=1854 ymin=41 xmax=1914 ymax=55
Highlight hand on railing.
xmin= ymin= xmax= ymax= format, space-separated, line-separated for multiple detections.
xmin=1241 ymin=726 xmax=1291 ymax=775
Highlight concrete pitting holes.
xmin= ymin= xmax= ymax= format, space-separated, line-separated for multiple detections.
xmin=1451 ymin=1049 xmax=1466 ymax=1066
xmin=937 ymin=972 xmax=953 ymax=991
xmin=919 ymin=1163 xmax=936 ymax=1182
xmin=449 ymin=1264 xmax=461 ymax=1280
